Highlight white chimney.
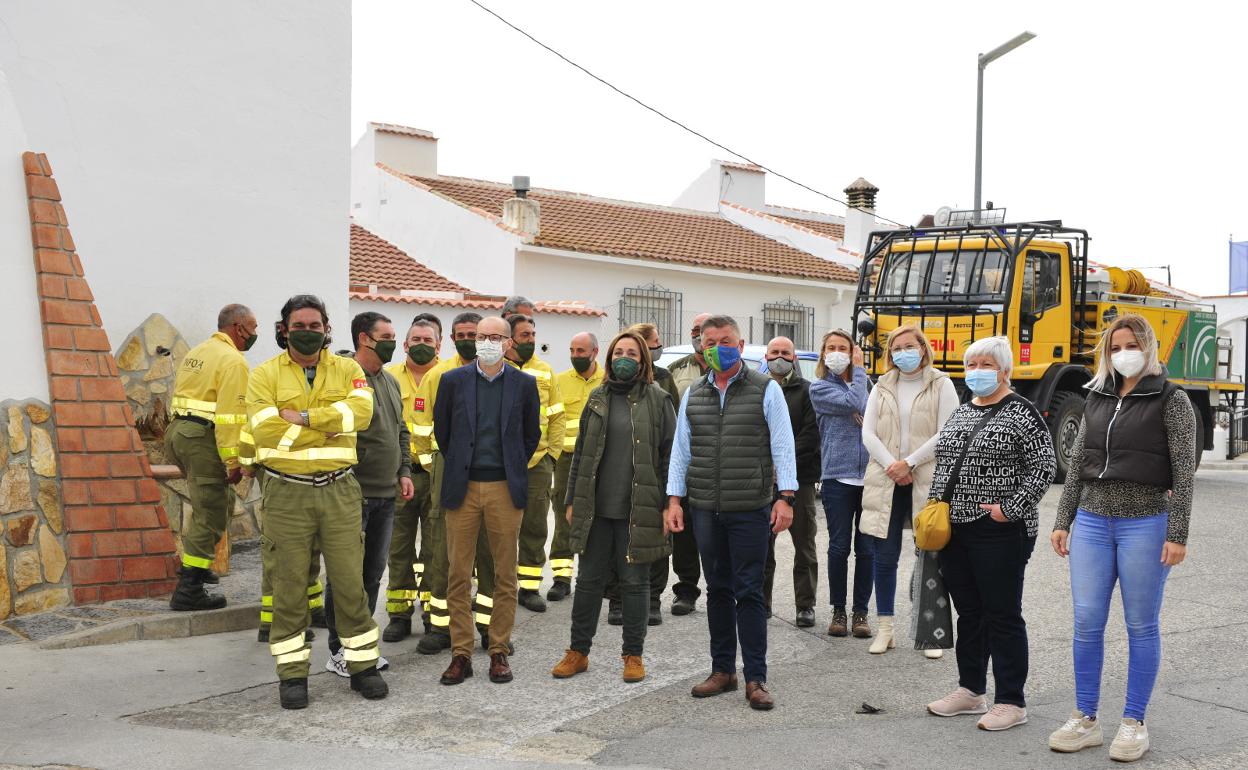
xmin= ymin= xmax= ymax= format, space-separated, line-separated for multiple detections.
xmin=673 ymin=159 xmax=766 ymax=211
xmin=502 ymin=175 xmax=540 ymax=237
xmin=369 ymin=122 xmax=437 ymax=177
xmin=842 ymin=177 xmax=879 ymax=255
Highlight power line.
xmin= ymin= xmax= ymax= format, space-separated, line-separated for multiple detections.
xmin=467 ymin=0 xmax=908 ymax=229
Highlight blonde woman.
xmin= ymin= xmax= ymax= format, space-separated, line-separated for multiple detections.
xmin=1048 ymin=315 xmax=1195 ymax=762
xmin=860 ymin=325 xmax=958 ymax=654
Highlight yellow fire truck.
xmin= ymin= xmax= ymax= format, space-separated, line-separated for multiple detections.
xmin=851 ymin=221 xmax=1243 ymax=479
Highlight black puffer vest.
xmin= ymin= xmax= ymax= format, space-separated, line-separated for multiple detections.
xmin=685 ymin=367 xmax=774 ymax=512
xmin=1080 ymin=368 xmax=1177 ymax=487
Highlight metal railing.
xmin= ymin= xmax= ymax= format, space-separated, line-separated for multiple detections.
xmin=1229 ymin=404 xmax=1248 ymax=460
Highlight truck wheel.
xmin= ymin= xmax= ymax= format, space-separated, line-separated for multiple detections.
xmin=1046 ymin=391 xmax=1085 ymax=484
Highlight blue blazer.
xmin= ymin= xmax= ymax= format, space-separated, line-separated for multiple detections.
xmin=433 ymin=362 xmax=541 ymax=511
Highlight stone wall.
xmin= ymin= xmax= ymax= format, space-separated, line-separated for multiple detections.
xmin=115 ymin=313 xmax=189 ymax=433
xmin=0 ymin=398 xmax=69 ymax=618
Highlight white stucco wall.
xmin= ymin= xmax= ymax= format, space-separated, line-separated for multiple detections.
xmin=720 ymin=203 xmax=856 ymax=267
xmin=516 ymin=247 xmax=854 ymax=352
xmin=0 ymin=1 xmax=351 ymax=366
xmin=0 ymin=72 xmax=49 ymax=401
xmin=1207 ymin=295 xmax=1248 ymax=382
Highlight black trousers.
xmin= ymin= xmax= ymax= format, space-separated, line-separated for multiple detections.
xmin=605 ymin=499 xmax=701 ymax=605
xmin=937 ymin=515 xmax=1036 ymax=707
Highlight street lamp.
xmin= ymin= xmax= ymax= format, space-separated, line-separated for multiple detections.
xmin=975 ymin=31 xmax=1036 ymax=222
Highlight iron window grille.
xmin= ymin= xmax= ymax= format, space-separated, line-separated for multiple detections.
xmin=619 ymin=283 xmax=684 ymax=346
xmin=762 ymin=298 xmax=815 ymax=350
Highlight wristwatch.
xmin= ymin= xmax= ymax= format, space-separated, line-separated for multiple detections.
xmin=300 ymin=410 xmax=309 ymax=427
xmin=776 ymin=493 xmax=797 ymax=507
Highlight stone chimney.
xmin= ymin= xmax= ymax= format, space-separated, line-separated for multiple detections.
xmin=842 ymin=177 xmax=879 ymax=255
xmin=502 ymin=175 xmax=540 ymax=237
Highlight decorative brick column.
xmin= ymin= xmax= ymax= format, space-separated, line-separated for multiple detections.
xmin=23 ymin=151 xmax=179 ymax=605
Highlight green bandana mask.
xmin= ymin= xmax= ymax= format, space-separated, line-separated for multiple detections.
xmin=241 ymin=334 xmax=258 ymax=351
xmin=287 ymin=330 xmax=325 ymax=356
xmin=371 ymin=339 xmax=396 ymax=363
xmin=408 ymin=343 xmax=437 ymax=365
xmin=454 ymin=339 xmax=477 ymax=360
xmin=513 ymin=341 xmax=536 ymax=363
xmin=571 ymin=356 xmax=593 ymax=374
xmin=610 ymin=356 xmax=639 ymax=381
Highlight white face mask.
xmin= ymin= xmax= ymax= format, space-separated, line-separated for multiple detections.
xmin=824 ymin=351 xmax=851 ymax=375
xmin=1110 ymin=350 xmax=1146 ymax=378
xmin=476 ymin=339 xmax=505 ymax=366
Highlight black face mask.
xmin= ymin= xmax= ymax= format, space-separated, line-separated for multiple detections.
xmin=454 ymin=339 xmax=477 ymax=360
xmin=512 ymin=341 xmax=536 ymax=363
xmin=287 ymin=330 xmax=326 ymax=356
xmin=571 ymin=356 xmax=593 ymax=374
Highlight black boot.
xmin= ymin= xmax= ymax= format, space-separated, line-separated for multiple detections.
xmin=422 ymin=612 xmax=433 ymax=635
xmin=202 ymin=571 xmax=220 ymax=584
xmin=546 ymin=581 xmax=571 ymax=602
xmin=517 ymin=589 xmax=547 ymax=613
xmin=310 ymin=607 xmax=328 ymax=628
xmin=417 ymin=631 xmax=451 ymax=655
xmin=607 ymin=600 xmax=623 ymax=626
xmin=671 ymin=596 xmax=697 ymax=616
xmin=382 ymin=617 xmax=411 ymax=643
xmin=169 ymin=567 xmax=227 ymax=611
xmin=648 ymin=603 xmax=663 ymax=626
xmin=279 ymin=678 xmax=308 ymax=710
xmin=350 ymin=666 xmax=389 ymax=700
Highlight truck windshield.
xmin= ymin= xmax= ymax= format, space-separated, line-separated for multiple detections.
xmin=876 ymin=249 xmax=1009 ymax=302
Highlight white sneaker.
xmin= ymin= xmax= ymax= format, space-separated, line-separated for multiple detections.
xmin=1048 ymin=709 xmax=1103 ymax=752
xmin=977 ymin=703 xmax=1028 ymax=731
xmin=378 ymin=655 xmax=390 ymax=671
xmin=927 ymin=687 xmax=989 ymax=717
xmin=325 ymin=650 xmax=349 ymax=678
xmin=923 ymin=649 xmax=944 ymax=659
xmin=1109 ymin=718 xmax=1149 ymax=762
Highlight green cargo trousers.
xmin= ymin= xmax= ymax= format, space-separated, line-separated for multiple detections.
xmin=260 ymin=472 xmax=379 ymax=680
xmin=475 ymin=454 xmax=554 ymax=628
xmin=259 ymin=547 xmax=323 ymax=632
xmin=385 ymin=470 xmax=431 ymax=619
xmin=164 ymin=419 xmax=229 ymax=570
xmin=423 ymin=453 xmax=450 ymax=633
xmin=547 ymin=452 xmax=575 ymax=586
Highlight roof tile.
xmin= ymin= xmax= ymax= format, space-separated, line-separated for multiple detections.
xmin=349 ymin=224 xmax=469 ymax=293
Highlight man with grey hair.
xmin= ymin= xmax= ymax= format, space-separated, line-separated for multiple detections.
xmin=501 ymin=296 xmax=535 ymax=319
xmin=547 ymin=331 xmax=604 ymax=601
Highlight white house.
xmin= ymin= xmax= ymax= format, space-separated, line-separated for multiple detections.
xmin=1205 ymin=293 xmax=1248 ymax=384
xmin=350 ymin=122 xmax=873 ymax=370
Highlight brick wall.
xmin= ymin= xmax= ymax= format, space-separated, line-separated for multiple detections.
xmin=23 ymin=152 xmax=179 ymax=605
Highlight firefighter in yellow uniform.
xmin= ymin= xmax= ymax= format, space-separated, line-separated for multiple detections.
xmin=166 ymin=304 xmax=256 ymax=611
xmin=241 ymin=295 xmax=386 ymax=710
xmin=545 ymin=331 xmax=604 ymax=601
xmin=411 ymin=311 xmax=483 ymax=654
xmin=381 ymin=315 xmax=443 ymax=642
xmin=474 ymin=313 xmax=565 ymax=628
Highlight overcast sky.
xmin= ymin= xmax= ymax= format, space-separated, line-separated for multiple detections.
xmin=352 ymin=0 xmax=1248 ymax=296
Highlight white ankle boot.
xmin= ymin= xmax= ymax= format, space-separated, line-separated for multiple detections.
xmin=924 ymin=649 xmax=944 ymax=659
xmin=869 ymin=616 xmax=895 ymax=654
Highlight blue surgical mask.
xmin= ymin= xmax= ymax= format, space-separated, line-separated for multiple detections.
xmin=964 ymin=369 xmax=1000 ymax=397
xmin=892 ymin=349 xmax=922 ymax=373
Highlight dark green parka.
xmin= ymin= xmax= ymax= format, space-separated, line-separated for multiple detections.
xmin=563 ymin=377 xmax=676 ymax=564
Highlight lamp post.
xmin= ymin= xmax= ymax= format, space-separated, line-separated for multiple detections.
xmin=975 ymin=31 xmax=1036 ymax=222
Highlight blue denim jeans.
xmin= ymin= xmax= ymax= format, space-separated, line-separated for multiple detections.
xmin=870 ymin=484 xmax=909 ymax=616
xmin=325 ymin=496 xmax=395 ymax=654
xmin=821 ymin=480 xmax=874 ymax=613
xmin=1069 ymin=509 xmax=1171 ymax=721
xmin=690 ymin=505 xmax=771 ymax=683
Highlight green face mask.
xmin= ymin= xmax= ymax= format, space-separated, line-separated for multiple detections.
xmin=454 ymin=339 xmax=477 ymax=360
xmin=513 ymin=341 xmax=536 ymax=363
xmin=371 ymin=338 xmax=396 ymax=363
xmin=241 ymin=334 xmax=258 ymax=351
xmin=571 ymin=356 xmax=593 ymax=374
xmin=611 ymin=356 xmax=639 ymax=381
xmin=408 ymin=343 xmax=437 ymax=365
xmin=287 ymin=330 xmax=325 ymax=356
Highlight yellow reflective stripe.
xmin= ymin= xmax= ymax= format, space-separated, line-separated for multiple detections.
xmin=563 ymin=439 xmax=577 ymax=451
xmin=349 ymin=388 xmax=372 ymax=400
xmin=518 ymin=579 xmax=541 ymax=590
xmin=428 ymin=596 xmax=448 ymax=610
xmin=549 ymin=558 xmax=574 ymax=568
xmin=181 ymin=553 xmax=213 ymax=569
xmin=565 ymin=418 xmax=580 ymax=431
xmin=251 ymin=406 xmax=279 ymax=428
xmin=417 ymin=453 xmax=433 ymax=466
xmin=474 ymin=593 xmax=493 ymax=608
xmin=547 ymin=402 xmax=565 ymax=416
xmin=387 ymin=589 xmax=418 ymax=600
xmin=517 ymin=565 xmax=543 ymax=577
xmin=386 ymin=602 xmax=411 ymax=613
xmin=270 ymin=633 xmax=306 ymax=656
xmin=332 ymin=401 xmax=355 ymax=433
xmin=430 ymin=614 xmax=450 ymax=627
xmin=261 ymin=595 xmax=273 ymax=607
xmin=173 ymin=396 xmax=216 ymax=411
xmin=413 ymin=562 xmax=425 ymax=573
xmin=214 ymin=413 xmax=247 ymax=425
xmin=218 ymin=447 xmax=240 ymax=459
xmin=340 ymin=626 xmax=380 ymax=649
xmin=238 ymin=457 xmax=255 ymax=466
xmin=307 ymin=596 xmax=324 ymax=610
xmin=173 ymin=407 xmax=216 ymax=420
xmin=259 ymin=611 xmax=273 ymax=623
xmin=256 ymin=447 xmax=358 ymax=462
xmin=307 ymin=581 xmax=324 ymax=596
xmin=277 ymin=424 xmax=301 ymax=451
xmin=430 ymin=437 xmax=440 ymax=450
xmin=343 ymin=647 xmax=380 ymax=663
xmin=419 ymin=591 xmax=431 ymax=602
xmin=529 ymin=369 xmax=551 ymax=380
xmin=275 ymin=649 xmax=311 ymax=665
xmin=474 ymin=612 xmax=492 ymax=625
xmin=239 ymin=429 xmax=254 ymax=446
xmin=411 ymin=424 xmax=434 ymax=437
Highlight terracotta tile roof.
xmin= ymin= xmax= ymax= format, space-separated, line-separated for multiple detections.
xmin=348 ymin=291 xmax=607 ymax=317
xmin=370 ymin=122 xmax=436 ymax=140
xmin=387 ymin=169 xmax=859 ymax=284
xmin=719 ymin=160 xmax=764 ymax=173
xmin=349 ymin=224 xmax=468 ymax=293
xmin=769 ymin=213 xmax=846 ymax=240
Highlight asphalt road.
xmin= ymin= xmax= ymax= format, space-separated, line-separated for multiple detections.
xmin=1 ymin=469 xmax=1246 ymax=769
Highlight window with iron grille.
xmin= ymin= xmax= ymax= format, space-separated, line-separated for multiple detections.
xmin=619 ymin=284 xmax=683 ymax=345
xmin=762 ymin=299 xmax=815 ymax=350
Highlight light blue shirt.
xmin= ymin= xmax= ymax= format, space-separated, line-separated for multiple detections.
xmin=475 ymin=359 xmax=504 ymax=382
xmin=666 ymin=364 xmax=798 ymax=499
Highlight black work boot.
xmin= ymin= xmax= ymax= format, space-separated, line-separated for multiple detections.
xmin=648 ymin=603 xmax=663 ymax=626
xmin=546 ymin=581 xmax=571 ymax=602
xmin=417 ymin=631 xmax=451 ymax=655
xmin=279 ymin=678 xmax=308 ymax=710
xmin=518 ymin=589 xmax=547 ymax=613
xmin=382 ymin=617 xmax=411 ymax=643
xmin=169 ymin=567 xmax=227 ymax=611
xmin=671 ymin=596 xmax=696 ymax=616
xmin=350 ymin=666 xmax=389 ymax=700
xmin=202 ymin=571 xmax=220 ymax=584
xmin=607 ymin=600 xmax=623 ymax=626
xmin=422 ymin=612 xmax=433 ymax=635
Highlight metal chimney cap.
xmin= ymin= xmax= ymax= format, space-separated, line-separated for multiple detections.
xmin=512 ymin=175 xmax=530 ymax=198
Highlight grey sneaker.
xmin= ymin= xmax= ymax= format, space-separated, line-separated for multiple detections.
xmin=325 ymin=650 xmax=349 ymax=678
xmin=927 ymin=687 xmax=988 ymax=717
xmin=1048 ymin=709 xmax=1103 ymax=752
xmin=977 ymin=703 xmax=1028 ymax=731
xmin=1109 ymin=718 xmax=1149 ymax=762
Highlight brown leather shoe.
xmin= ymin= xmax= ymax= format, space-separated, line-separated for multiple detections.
xmin=489 ymin=652 xmax=513 ymax=683
xmin=691 ymin=672 xmax=738 ymax=698
xmin=622 ymin=654 xmax=646 ymax=683
xmin=746 ymin=681 xmax=774 ymax=711
xmin=827 ymin=606 xmax=849 ymax=637
xmin=851 ymin=611 xmax=873 ymax=639
xmin=551 ymin=649 xmax=589 ymax=679
xmin=439 ymin=654 xmax=473 ymax=686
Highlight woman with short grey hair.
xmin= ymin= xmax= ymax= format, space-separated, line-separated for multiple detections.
xmin=924 ymin=335 xmax=1055 ymax=732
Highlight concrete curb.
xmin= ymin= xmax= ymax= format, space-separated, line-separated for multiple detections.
xmin=1200 ymin=461 xmax=1248 ymax=471
xmin=38 ymin=603 xmax=259 ymax=650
